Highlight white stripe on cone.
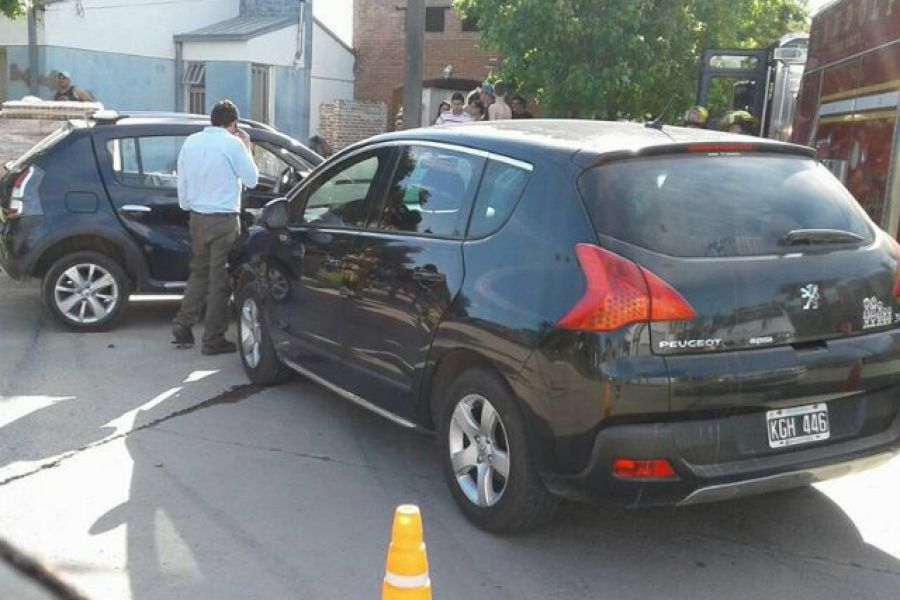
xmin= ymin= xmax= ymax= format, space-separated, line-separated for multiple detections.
xmin=383 ymin=572 xmax=431 ymax=589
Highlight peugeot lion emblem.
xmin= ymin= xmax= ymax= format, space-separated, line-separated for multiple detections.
xmin=801 ymin=284 xmax=820 ymax=310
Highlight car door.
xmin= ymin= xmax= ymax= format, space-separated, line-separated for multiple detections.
xmin=335 ymin=143 xmax=484 ymax=419
xmin=97 ymin=126 xmax=199 ymax=284
xmin=267 ymin=146 xmax=397 ymax=385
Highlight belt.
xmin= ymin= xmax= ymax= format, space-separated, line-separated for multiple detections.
xmin=190 ymin=211 xmax=239 ymax=216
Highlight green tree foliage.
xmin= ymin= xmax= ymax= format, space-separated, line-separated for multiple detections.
xmin=455 ymin=0 xmax=807 ymax=120
xmin=1 ymin=0 xmax=26 ymax=19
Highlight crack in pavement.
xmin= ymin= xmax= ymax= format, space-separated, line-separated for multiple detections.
xmin=0 ymin=384 xmax=263 ymax=488
xmin=146 ymin=426 xmax=439 ymax=481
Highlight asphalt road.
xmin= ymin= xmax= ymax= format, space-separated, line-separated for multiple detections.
xmin=0 ymin=273 xmax=899 ymax=600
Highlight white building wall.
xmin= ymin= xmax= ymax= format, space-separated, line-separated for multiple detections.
xmin=182 ymin=25 xmax=300 ymax=67
xmin=309 ymin=22 xmax=354 ymax=136
xmin=0 ymin=15 xmax=28 ymax=45
xmin=39 ymin=0 xmax=239 ymax=59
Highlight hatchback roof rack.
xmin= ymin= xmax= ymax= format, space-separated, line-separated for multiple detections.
xmin=91 ymin=110 xmax=278 ymax=133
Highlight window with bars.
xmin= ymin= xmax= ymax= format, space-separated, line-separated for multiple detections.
xmin=182 ymin=62 xmax=206 ymax=115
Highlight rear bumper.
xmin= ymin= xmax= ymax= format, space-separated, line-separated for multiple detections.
xmin=542 ymin=393 xmax=900 ymax=507
xmin=678 ymin=451 xmax=894 ymax=505
xmin=0 ymin=217 xmax=42 ymax=279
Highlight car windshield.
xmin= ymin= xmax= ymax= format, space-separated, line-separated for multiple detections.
xmin=579 ymin=153 xmax=874 ymax=257
xmin=256 ymin=141 xmax=316 ymax=172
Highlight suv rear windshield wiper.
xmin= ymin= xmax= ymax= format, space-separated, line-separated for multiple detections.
xmin=780 ymin=229 xmax=866 ymax=246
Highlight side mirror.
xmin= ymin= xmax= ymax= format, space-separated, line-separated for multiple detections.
xmin=261 ymin=197 xmax=288 ymax=229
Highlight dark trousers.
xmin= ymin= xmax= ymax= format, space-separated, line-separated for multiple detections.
xmin=174 ymin=212 xmax=239 ymax=344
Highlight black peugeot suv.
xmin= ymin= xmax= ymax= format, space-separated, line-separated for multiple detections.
xmin=0 ymin=111 xmax=321 ymax=331
xmin=231 ymin=120 xmax=900 ymax=532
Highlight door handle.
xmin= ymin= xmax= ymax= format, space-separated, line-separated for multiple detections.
xmin=121 ymin=205 xmax=152 ymax=213
xmin=412 ymin=268 xmax=445 ymax=284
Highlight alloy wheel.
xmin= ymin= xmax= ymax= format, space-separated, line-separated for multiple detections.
xmin=53 ymin=263 xmax=120 ymax=324
xmin=448 ymin=394 xmax=511 ymax=507
xmin=240 ymin=297 xmax=263 ymax=369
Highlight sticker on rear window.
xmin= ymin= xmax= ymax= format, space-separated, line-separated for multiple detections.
xmin=863 ymin=296 xmax=893 ymax=329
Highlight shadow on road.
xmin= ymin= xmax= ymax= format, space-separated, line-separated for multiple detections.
xmin=0 ymin=295 xmax=232 ymax=480
xmin=83 ymin=375 xmax=900 ymax=600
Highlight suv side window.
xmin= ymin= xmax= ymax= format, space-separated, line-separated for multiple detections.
xmin=295 ymin=150 xmax=388 ymax=229
xmin=467 ymin=159 xmax=532 ymax=238
xmin=107 ymin=136 xmax=186 ymax=190
xmin=369 ymin=145 xmax=484 ymax=238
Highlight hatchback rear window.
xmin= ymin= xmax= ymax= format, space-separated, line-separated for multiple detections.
xmin=579 ymin=154 xmax=874 ymax=257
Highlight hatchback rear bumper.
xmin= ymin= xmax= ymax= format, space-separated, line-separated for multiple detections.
xmin=542 ymin=396 xmax=900 ymax=507
xmin=0 ymin=217 xmax=42 ymax=280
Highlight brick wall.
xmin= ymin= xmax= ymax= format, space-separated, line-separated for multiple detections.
xmin=354 ymin=0 xmax=500 ymax=119
xmin=0 ymin=102 xmax=98 ymax=168
xmin=318 ymin=99 xmax=387 ymax=152
xmin=0 ymin=118 xmax=67 ymax=170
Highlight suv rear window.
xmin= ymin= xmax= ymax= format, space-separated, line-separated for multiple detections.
xmin=579 ymin=154 xmax=874 ymax=257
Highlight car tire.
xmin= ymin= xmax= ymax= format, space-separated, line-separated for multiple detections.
xmin=437 ymin=367 xmax=559 ymax=533
xmin=236 ymin=282 xmax=293 ymax=385
xmin=41 ymin=251 xmax=129 ymax=332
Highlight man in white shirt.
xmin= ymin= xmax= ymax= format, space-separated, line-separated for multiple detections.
xmin=172 ymin=99 xmax=259 ymax=354
xmin=436 ymin=92 xmax=472 ymax=126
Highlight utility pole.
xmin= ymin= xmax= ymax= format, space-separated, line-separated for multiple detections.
xmin=27 ymin=2 xmax=39 ymax=95
xmin=299 ymin=0 xmax=314 ymax=141
xmin=401 ymin=0 xmax=424 ymax=129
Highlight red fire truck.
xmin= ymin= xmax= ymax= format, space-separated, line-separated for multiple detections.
xmin=792 ymin=0 xmax=900 ymax=237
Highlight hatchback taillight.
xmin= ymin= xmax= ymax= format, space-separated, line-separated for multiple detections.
xmin=557 ymin=244 xmax=696 ymax=332
xmin=5 ymin=166 xmax=34 ymax=219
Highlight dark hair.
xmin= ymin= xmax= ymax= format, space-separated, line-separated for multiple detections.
xmin=210 ymin=99 xmax=239 ymax=127
xmin=495 ymin=83 xmax=508 ymax=97
xmin=467 ymin=90 xmax=480 ymax=105
xmin=435 ymin=101 xmax=451 ymax=121
xmin=308 ymin=135 xmax=333 ymax=158
xmin=469 ymin=99 xmax=486 ymax=118
xmin=511 ymin=95 xmax=527 ymax=108
xmin=451 ymin=92 xmax=465 ymax=103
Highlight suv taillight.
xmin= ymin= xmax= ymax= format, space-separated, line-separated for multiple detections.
xmin=557 ymin=244 xmax=696 ymax=332
xmin=5 ymin=166 xmax=34 ymax=219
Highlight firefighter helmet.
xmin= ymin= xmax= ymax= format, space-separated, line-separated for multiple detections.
xmin=684 ymin=105 xmax=709 ymax=128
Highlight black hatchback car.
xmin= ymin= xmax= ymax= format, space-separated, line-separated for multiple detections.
xmin=231 ymin=120 xmax=900 ymax=532
xmin=0 ymin=111 xmax=321 ymax=330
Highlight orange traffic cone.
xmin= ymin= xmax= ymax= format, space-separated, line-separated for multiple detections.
xmin=382 ymin=505 xmax=432 ymax=600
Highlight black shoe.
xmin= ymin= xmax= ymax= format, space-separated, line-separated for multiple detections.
xmin=172 ymin=324 xmax=195 ymax=348
xmin=201 ymin=339 xmax=237 ymax=356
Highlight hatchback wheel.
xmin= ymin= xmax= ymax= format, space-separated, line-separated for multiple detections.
xmin=237 ymin=283 xmax=292 ymax=385
xmin=437 ymin=367 xmax=559 ymax=532
xmin=42 ymin=251 xmax=129 ymax=332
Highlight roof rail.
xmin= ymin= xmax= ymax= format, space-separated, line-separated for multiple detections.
xmin=91 ymin=110 xmax=279 ymax=133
